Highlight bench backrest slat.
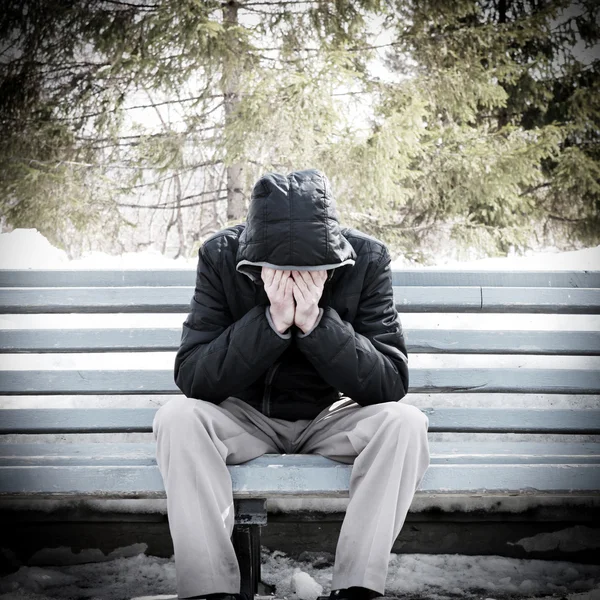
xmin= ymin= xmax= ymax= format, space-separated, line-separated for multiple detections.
xmin=1 ymin=367 xmax=598 ymax=395
xmin=2 ymin=269 xmax=599 ymax=288
xmin=1 ymin=407 xmax=598 ymax=434
xmin=1 ymin=286 xmax=599 ymax=314
xmin=2 ymin=328 xmax=597 ymax=355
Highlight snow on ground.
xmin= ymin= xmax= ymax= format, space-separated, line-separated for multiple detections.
xmin=0 ymin=229 xmax=196 ymax=269
xmin=390 ymin=244 xmax=600 ymax=271
xmin=1 ymin=544 xmax=599 ymax=600
xmin=0 ymin=228 xmax=598 ymax=270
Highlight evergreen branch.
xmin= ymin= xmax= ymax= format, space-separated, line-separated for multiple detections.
xmin=240 ymin=0 xmax=319 ymax=6
xmin=12 ymin=157 xmax=186 ymax=171
xmin=546 ymin=213 xmax=588 ymax=223
xmin=100 ymin=0 xmax=159 ymax=9
xmin=10 ymin=60 xmax=112 ymax=70
xmin=259 ymin=41 xmax=402 ymax=53
xmin=520 ymin=182 xmax=552 ymax=196
xmin=84 ymin=135 xmax=221 ymax=149
xmin=48 ymin=97 xmax=224 ymax=121
xmin=118 ymin=192 xmax=228 ymax=210
xmin=128 ymin=164 xmax=224 ymax=189
xmin=353 ymin=217 xmax=446 ymax=232
xmin=76 ymin=127 xmax=221 ymax=143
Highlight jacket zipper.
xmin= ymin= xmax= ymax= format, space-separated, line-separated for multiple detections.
xmin=262 ymin=360 xmax=281 ymax=417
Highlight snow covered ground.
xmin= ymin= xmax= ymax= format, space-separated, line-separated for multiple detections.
xmin=1 ymin=543 xmax=599 ymax=600
xmin=0 ymin=228 xmax=599 ymax=270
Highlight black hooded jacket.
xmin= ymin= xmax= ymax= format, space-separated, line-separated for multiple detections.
xmin=174 ymin=168 xmax=409 ymax=420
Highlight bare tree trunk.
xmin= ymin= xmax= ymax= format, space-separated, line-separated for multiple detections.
xmin=222 ymin=0 xmax=246 ymax=222
xmin=143 ymin=85 xmax=187 ymax=256
xmin=201 ymin=171 xmax=221 ymax=239
xmin=172 ymin=172 xmax=185 ymax=259
xmin=226 ymin=162 xmax=245 ymax=222
xmin=496 ymin=0 xmax=509 ymax=129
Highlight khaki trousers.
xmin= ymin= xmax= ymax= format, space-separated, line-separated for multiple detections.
xmin=152 ymin=395 xmax=430 ymax=599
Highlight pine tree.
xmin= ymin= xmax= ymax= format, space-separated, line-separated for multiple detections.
xmin=329 ymin=0 xmax=599 ymax=261
xmin=0 ymin=0 xmax=385 ymax=257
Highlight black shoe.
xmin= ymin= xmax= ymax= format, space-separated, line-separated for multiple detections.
xmin=318 ymin=587 xmax=383 ymax=600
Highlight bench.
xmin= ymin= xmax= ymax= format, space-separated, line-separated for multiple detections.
xmin=0 ymin=267 xmax=599 ymax=596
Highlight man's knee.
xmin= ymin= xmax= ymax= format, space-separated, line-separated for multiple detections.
xmin=152 ymin=396 xmax=204 ymax=437
xmin=376 ymin=402 xmax=429 ymax=433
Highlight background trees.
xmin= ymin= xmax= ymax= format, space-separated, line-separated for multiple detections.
xmin=1 ymin=0 xmax=597 ymax=263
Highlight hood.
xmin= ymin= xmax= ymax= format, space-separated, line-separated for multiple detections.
xmin=236 ymin=168 xmax=356 ymax=283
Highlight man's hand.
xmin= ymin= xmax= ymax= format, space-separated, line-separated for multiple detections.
xmin=262 ymin=267 xmax=294 ymax=334
xmin=292 ymin=270 xmax=327 ymax=334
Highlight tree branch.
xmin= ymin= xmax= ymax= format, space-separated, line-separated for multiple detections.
xmin=118 ymin=193 xmax=228 ymax=210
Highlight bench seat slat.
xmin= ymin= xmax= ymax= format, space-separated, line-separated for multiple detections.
xmin=1 ymin=287 xmax=598 ymax=314
xmin=2 ymin=328 xmax=598 ymax=355
xmin=482 ymin=287 xmax=600 ymax=313
xmin=0 ymin=408 xmax=598 ymax=434
xmin=0 ymin=460 xmax=597 ymax=497
xmin=1 ymin=368 xmax=598 ymax=395
xmin=1 ymin=442 xmax=599 ymax=465
xmin=2 ymin=270 xmax=598 ymax=289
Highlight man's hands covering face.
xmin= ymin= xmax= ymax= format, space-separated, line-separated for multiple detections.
xmin=262 ymin=267 xmax=327 ymax=334
xmin=262 ymin=268 xmax=294 ymax=334
xmin=291 ymin=270 xmax=327 ymax=334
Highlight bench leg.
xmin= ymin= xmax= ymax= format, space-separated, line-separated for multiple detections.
xmin=232 ymin=499 xmax=267 ymax=599
xmin=232 ymin=523 xmax=261 ymax=598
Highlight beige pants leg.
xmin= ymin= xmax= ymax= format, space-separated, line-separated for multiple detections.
xmin=152 ymin=396 xmax=311 ymax=599
xmin=294 ymin=397 xmax=431 ymax=595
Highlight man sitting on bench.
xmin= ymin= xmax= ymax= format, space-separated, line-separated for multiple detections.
xmin=152 ymin=168 xmax=431 ymax=600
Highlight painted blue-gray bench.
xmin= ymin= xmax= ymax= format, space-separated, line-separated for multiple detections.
xmin=0 ymin=268 xmax=599 ymax=595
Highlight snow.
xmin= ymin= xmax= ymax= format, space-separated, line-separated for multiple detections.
xmin=390 ymin=244 xmax=600 ymax=271
xmin=1 ymin=544 xmax=599 ymax=600
xmin=0 ymin=230 xmax=69 ymax=269
xmin=291 ymin=571 xmax=323 ymax=600
xmin=0 ymin=229 xmax=196 ymax=269
xmin=0 ymin=228 xmax=598 ymax=270
xmin=509 ymin=527 xmax=600 ymax=553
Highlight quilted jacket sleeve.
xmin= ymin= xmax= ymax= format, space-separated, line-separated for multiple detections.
xmin=295 ymin=246 xmax=409 ymax=405
xmin=174 ymin=242 xmax=292 ymax=402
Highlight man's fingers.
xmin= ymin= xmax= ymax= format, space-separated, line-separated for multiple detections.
xmin=285 ymin=277 xmax=294 ymax=298
xmin=313 ymin=269 xmax=327 ymax=286
xmin=292 ymin=278 xmax=307 ymax=303
xmin=307 ymin=270 xmax=325 ymax=287
xmin=297 ymin=270 xmax=324 ymax=297
xmin=261 ymin=267 xmax=273 ymax=286
xmin=277 ymin=270 xmax=290 ymax=294
xmin=263 ymin=267 xmax=277 ymax=287
xmin=302 ymin=270 xmax=316 ymax=286
xmin=273 ymin=269 xmax=283 ymax=289
xmin=297 ymin=269 xmax=325 ymax=289
xmin=293 ymin=271 xmax=312 ymax=299
xmin=293 ymin=270 xmax=312 ymax=286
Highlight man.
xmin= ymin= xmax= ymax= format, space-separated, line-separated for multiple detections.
xmin=152 ymin=168 xmax=430 ymax=600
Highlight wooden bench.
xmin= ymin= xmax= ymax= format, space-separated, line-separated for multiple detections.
xmin=1 ymin=268 xmax=599 ymax=595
